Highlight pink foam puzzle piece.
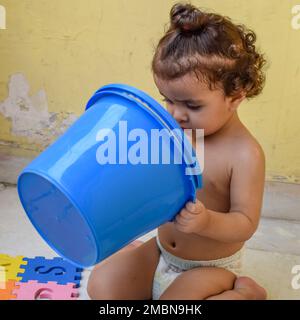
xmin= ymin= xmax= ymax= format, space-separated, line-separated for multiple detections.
xmin=12 ymin=280 xmax=79 ymax=300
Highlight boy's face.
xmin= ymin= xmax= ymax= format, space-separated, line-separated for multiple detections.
xmin=153 ymin=73 xmax=243 ymax=136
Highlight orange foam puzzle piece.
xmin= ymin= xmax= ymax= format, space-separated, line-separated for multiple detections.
xmin=0 ymin=280 xmax=19 ymax=300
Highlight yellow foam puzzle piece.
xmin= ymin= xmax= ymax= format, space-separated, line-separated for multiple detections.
xmin=0 ymin=254 xmax=27 ymax=282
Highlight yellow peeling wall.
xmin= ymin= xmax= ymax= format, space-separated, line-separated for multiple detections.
xmin=0 ymin=0 xmax=299 ymax=183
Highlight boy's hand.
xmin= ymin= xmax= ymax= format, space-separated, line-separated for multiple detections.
xmin=174 ymin=199 xmax=210 ymax=234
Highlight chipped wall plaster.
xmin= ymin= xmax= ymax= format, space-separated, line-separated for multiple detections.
xmin=0 ymin=73 xmax=78 ymax=147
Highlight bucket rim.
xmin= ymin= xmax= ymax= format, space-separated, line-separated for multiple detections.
xmin=85 ymin=83 xmax=202 ymax=201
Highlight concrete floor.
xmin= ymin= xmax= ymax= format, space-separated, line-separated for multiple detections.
xmin=1 ymin=184 xmax=299 ymax=300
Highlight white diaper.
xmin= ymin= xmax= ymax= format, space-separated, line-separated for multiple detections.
xmin=152 ymin=236 xmax=244 ymax=300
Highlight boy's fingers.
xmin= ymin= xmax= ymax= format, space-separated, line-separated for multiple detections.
xmin=176 ymin=214 xmax=190 ymax=225
xmin=174 ymin=220 xmax=187 ymax=231
xmin=185 ymin=201 xmax=196 ymax=212
xmin=179 ymin=208 xmax=194 ymax=219
xmin=175 ymin=215 xmax=185 ymax=225
xmin=186 ymin=199 xmax=204 ymax=214
xmin=174 ymin=221 xmax=191 ymax=233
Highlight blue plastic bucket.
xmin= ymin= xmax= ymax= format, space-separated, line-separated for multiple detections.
xmin=17 ymin=84 xmax=202 ymax=267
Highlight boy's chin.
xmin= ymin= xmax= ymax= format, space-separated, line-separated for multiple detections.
xmin=181 ymin=128 xmax=193 ymax=135
xmin=181 ymin=128 xmax=197 ymax=135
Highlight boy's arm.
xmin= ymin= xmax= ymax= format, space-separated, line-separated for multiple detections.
xmin=191 ymin=142 xmax=265 ymax=243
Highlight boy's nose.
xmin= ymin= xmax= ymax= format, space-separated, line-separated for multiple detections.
xmin=172 ymin=107 xmax=188 ymax=124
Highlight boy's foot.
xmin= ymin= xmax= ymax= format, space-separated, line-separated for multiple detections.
xmin=234 ymin=276 xmax=267 ymax=300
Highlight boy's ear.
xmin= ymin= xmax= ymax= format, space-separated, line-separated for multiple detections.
xmin=228 ymin=91 xmax=246 ymax=111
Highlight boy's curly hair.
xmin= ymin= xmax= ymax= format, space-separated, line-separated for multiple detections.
xmin=151 ymin=2 xmax=267 ymax=99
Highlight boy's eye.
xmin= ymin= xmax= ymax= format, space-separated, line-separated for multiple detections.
xmin=162 ymin=97 xmax=203 ymax=110
xmin=187 ymin=105 xmax=203 ymax=110
xmin=162 ymin=98 xmax=173 ymax=104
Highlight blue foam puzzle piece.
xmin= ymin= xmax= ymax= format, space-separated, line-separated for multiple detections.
xmin=17 ymin=256 xmax=83 ymax=287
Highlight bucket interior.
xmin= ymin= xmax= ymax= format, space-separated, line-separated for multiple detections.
xmin=18 ymin=172 xmax=98 ymax=267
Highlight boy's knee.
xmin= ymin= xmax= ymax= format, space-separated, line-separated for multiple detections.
xmin=87 ymin=279 xmax=96 ymax=299
xmin=87 ymin=267 xmax=110 ymax=300
xmin=87 ymin=262 xmax=126 ymax=300
xmin=87 ymin=269 xmax=99 ymax=299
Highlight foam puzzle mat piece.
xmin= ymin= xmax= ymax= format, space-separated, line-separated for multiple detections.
xmin=12 ymin=280 xmax=79 ymax=300
xmin=0 ymin=280 xmax=19 ymax=300
xmin=18 ymin=256 xmax=83 ymax=287
xmin=0 ymin=254 xmax=28 ymax=281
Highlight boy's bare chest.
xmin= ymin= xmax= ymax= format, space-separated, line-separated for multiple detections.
xmin=195 ymin=142 xmax=232 ymax=212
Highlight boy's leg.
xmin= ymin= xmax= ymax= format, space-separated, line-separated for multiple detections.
xmin=206 ymin=276 xmax=267 ymax=300
xmin=118 ymin=240 xmax=144 ymax=252
xmin=87 ymin=237 xmax=160 ymax=300
xmin=159 ymin=266 xmax=236 ymax=300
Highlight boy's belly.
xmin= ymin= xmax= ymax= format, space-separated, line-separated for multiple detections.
xmin=158 ymin=222 xmax=244 ymax=261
